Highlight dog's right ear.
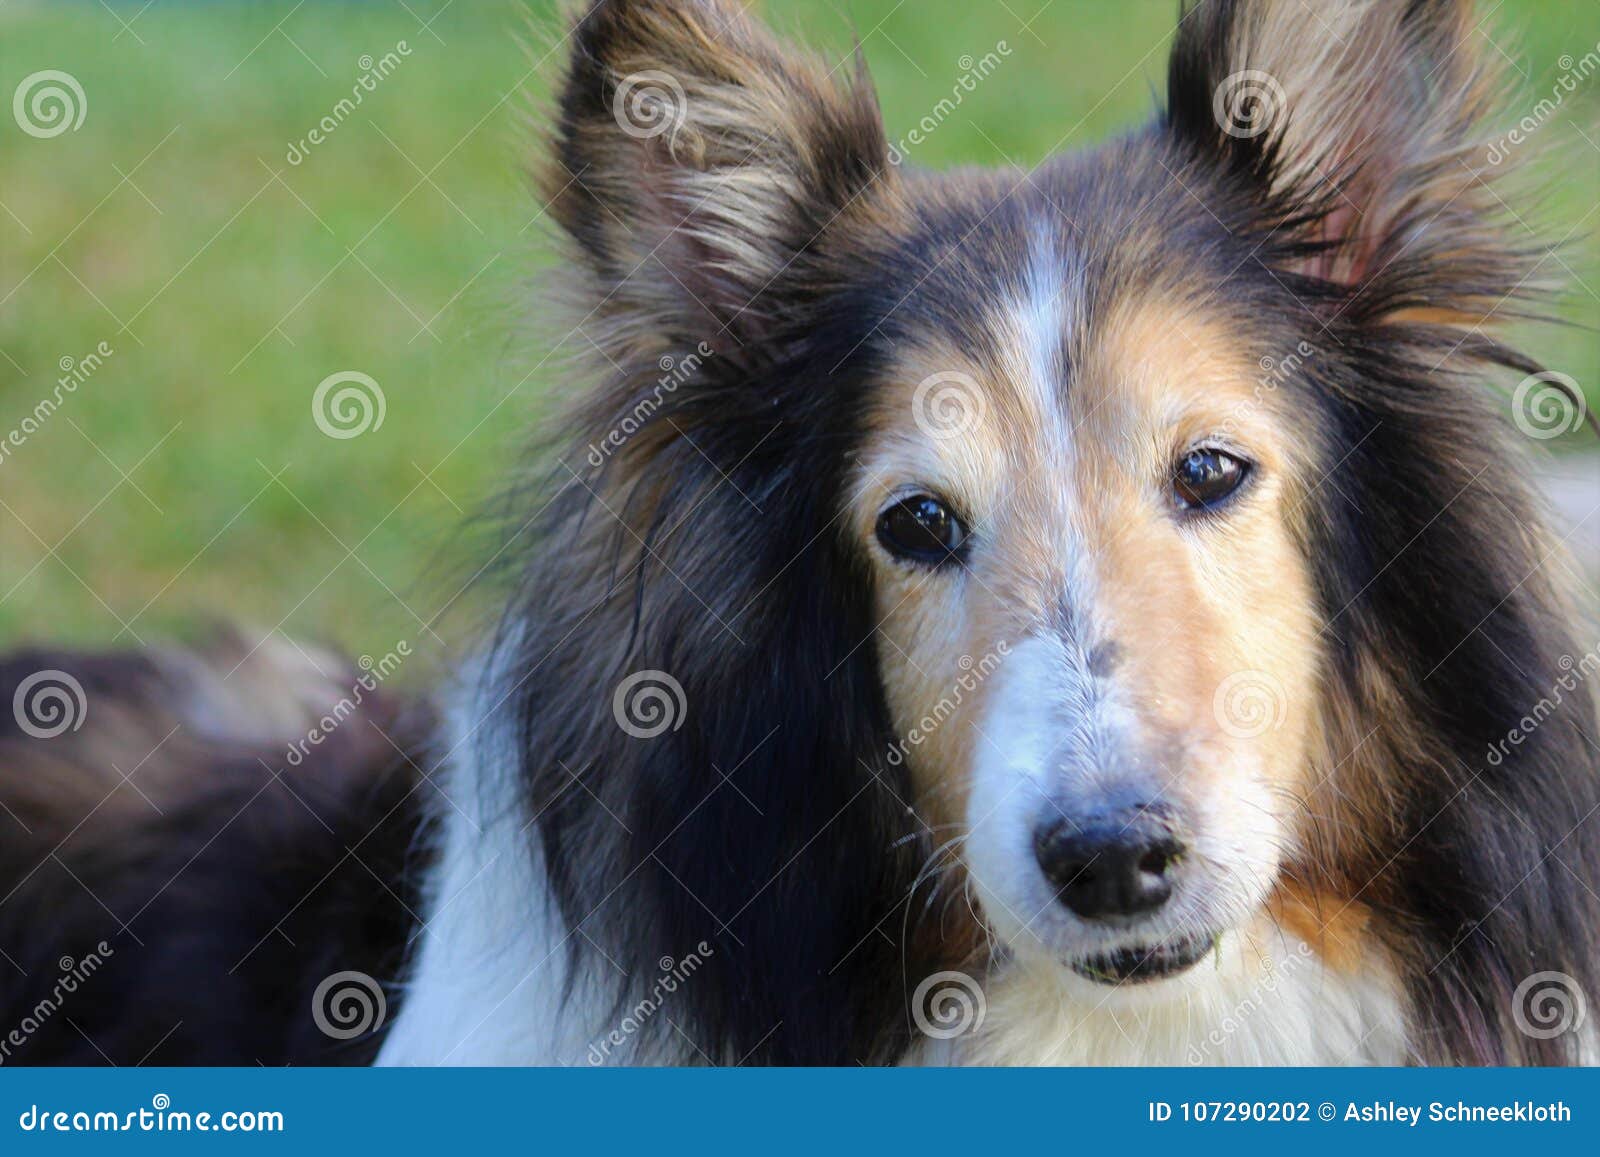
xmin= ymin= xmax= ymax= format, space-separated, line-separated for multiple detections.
xmin=543 ymin=0 xmax=896 ymax=363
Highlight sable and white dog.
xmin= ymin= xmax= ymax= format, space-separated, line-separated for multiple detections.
xmin=2 ymin=0 xmax=1596 ymax=1067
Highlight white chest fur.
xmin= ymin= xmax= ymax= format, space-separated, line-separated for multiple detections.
xmin=381 ymin=674 xmax=1411 ymax=1066
xmin=377 ymin=671 xmax=629 ymax=1066
xmin=910 ymin=930 xmax=1409 ymax=1066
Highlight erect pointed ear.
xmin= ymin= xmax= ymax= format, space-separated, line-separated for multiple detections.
xmin=1165 ymin=0 xmax=1532 ymax=318
xmin=543 ymin=0 xmax=896 ymax=362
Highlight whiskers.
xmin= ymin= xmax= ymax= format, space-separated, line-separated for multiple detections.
xmin=907 ymin=828 xmax=978 ymax=932
xmin=898 ymin=827 xmax=994 ymax=1014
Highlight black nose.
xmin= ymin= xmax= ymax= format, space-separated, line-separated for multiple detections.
xmin=1033 ymin=810 xmax=1185 ymax=920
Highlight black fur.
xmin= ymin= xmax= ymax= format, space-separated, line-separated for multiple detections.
xmin=0 ymin=0 xmax=1593 ymax=1068
xmin=492 ymin=304 xmax=938 ymax=1064
xmin=0 ymin=648 xmax=432 ymax=1066
xmin=494 ymin=0 xmax=1598 ymax=1065
xmin=1163 ymin=0 xmax=1600 ymax=1064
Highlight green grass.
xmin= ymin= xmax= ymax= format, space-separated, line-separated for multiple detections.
xmin=2 ymin=0 xmax=1597 ymax=659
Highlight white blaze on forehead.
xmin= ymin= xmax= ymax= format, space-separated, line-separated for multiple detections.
xmin=1018 ymin=219 xmax=1076 ymax=440
xmin=1001 ymin=219 xmax=1104 ymax=657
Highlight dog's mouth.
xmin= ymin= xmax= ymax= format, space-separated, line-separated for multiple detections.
xmin=1068 ymin=932 xmax=1215 ymax=985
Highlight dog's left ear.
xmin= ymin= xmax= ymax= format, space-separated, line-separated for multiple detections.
xmin=1166 ymin=0 xmax=1527 ymax=316
xmin=544 ymin=0 xmax=895 ymax=360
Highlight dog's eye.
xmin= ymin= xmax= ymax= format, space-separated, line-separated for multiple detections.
xmin=876 ymin=495 xmax=967 ymax=565
xmin=1172 ymin=449 xmax=1250 ymax=512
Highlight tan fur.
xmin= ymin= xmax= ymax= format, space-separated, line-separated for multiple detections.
xmin=471 ymin=0 xmax=1596 ymax=1066
xmin=854 ymin=275 xmax=1329 ymax=945
xmin=1268 ymin=886 xmax=1380 ymax=975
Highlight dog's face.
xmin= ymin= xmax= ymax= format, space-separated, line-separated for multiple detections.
xmin=852 ymin=235 xmax=1324 ymax=987
xmin=548 ymin=0 xmax=1539 ymax=1004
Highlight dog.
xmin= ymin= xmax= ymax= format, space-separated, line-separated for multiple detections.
xmin=1 ymin=0 xmax=1596 ymax=1067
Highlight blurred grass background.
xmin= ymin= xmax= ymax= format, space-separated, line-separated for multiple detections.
xmin=1 ymin=0 xmax=1597 ymax=664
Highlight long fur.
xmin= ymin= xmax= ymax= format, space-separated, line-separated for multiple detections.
xmin=471 ymin=0 xmax=1599 ymax=1065
xmin=0 ymin=637 xmax=431 ymax=1065
xmin=1166 ymin=0 xmax=1600 ymax=1065
xmin=1 ymin=0 xmax=1594 ymax=1067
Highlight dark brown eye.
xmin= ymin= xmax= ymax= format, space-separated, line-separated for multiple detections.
xmin=876 ymin=495 xmax=967 ymax=565
xmin=1172 ymin=448 xmax=1250 ymax=511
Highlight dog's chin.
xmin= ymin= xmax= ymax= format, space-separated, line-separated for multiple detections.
xmin=1065 ymin=930 xmax=1217 ymax=986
